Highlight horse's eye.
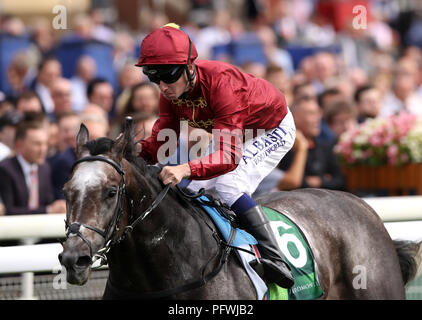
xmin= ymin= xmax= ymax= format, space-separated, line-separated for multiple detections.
xmin=108 ymin=189 xmax=117 ymax=198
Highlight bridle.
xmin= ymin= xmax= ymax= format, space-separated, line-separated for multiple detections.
xmin=64 ymin=155 xmax=127 ymax=265
xmin=64 ymin=155 xmax=170 ymax=267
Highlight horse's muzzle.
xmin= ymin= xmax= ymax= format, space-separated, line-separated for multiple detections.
xmin=59 ymin=241 xmax=93 ymax=285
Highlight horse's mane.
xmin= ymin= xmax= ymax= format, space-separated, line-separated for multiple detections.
xmin=84 ymin=137 xmax=158 ymax=178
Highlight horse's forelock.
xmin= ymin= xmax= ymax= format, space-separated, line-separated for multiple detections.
xmin=84 ymin=138 xmax=115 ymax=156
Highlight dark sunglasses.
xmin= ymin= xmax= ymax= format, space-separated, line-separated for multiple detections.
xmin=143 ymin=65 xmax=185 ymax=85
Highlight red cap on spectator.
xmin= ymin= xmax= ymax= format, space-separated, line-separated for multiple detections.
xmin=135 ymin=24 xmax=198 ymax=66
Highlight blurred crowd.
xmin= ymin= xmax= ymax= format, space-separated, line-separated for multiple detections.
xmin=0 ymin=0 xmax=422 ymax=215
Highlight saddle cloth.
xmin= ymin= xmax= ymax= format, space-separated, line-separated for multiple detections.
xmin=195 ymin=195 xmax=324 ymax=300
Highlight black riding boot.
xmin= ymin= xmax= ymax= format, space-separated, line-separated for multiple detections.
xmin=237 ymin=205 xmax=294 ymax=288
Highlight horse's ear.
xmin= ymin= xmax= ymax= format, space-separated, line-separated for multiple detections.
xmin=112 ymin=116 xmax=133 ymax=160
xmin=76 ymin=123 xmax=90 ymax=159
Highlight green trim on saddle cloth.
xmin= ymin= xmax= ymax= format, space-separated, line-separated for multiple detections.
xmin=263 ymin=207 xmax=324 ymax=300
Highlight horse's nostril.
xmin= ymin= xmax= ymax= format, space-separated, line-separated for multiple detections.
xmin=59 ymin=251 xmax=78 ymax=268
xmin=76 ymin=255 xmax=92 ymax=268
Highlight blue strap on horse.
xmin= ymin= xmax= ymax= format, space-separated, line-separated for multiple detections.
xmin=175 ymin=185 xmax=257 ymax=253
xmin=195 ymin=195 xmax=258 ymax=248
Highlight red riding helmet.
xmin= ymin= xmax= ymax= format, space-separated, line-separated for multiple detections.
xmin=136 ymin=24 xmax=198 ymax=66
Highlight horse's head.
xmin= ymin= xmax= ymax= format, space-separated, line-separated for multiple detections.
xmin=58 ymin=119 xmax=133 ymax=285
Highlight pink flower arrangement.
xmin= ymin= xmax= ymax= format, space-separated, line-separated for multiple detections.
xmin=335 ymin=112 xmax=422 ymax=166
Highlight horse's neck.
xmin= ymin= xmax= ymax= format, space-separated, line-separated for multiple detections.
xmin=108 ymin=164 xmax=218 ymax=293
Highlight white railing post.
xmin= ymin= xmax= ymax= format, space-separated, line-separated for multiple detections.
xmin=19 ymin=238 xmax=38 ymax=300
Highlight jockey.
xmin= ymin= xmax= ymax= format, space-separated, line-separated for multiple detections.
xmin=135 ymin=23 xmax=296 ymax=289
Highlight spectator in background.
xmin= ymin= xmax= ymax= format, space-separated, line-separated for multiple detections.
xmin=55 ymin=112 xmax=80 ymax=153
xmin=318 ymin=87 xmax=344 ymax=114
xmin=292 ymin=81 xmax=317 ymax=100
xmin=276 ymin=129 xmax=309 ymax=191
xmin=122 ymin=82 xmax=160 ymax=116
xmin=0 ymin=95 xmax=14 ymax=116
xmin=301 ymin=10 xmax=337 ymax=47
xmin=71 ymin=55 xmax=97 ymax=113
xmin=381 ymin=58 xmax=422 ymax=116
xmin=50 ymin=78 xmax=72 ymax=121
xmin=272 ymin=0 xmax=299 ymax=45
xmin=80 ymin=102 xmax=110 ymax=138
xmin=317 ymin=87 xmax=344 ymax=144
xmin=6 ymin=51 xmax=32 ymax=102
xmin=347 ymin=67 xmax=369 ymax=91
xmin=112 ymin=82 xmax=160 ymax=137
xmin=72 ymin=13 xmax=94 ymax=40
xmin=324 ymin=99 xmax=358 ymax=141
xmin=89 ymin=8 xmax=115 ymax=44
xmin=31 ymin=57 xmax=62 ymax=114
xmin=29 ymin=17 xmax=55 ymax=57
xmin=112 ymin=31 xmax=137 ymax=72
xmin=48 ymin=111 xmax=79 ymax=166
xmin=257 ymin=25 xmax=294 ymax=76
xmin=277 ymin=96 xmax=345 ymax=190
xmin=79 ymin=103 xmax=110 ymax=138
xmin=15 ymin=91 xmax=43 ymax=115
xmin=1 ymin=15 xmax=26 ymax=37
xmin=80 ymin=103 xmax=110 ymax=134
xmin=328 ymin=76 xmax=356 ymax=101
xmin=298 ymin=56 xmax=317 ymax=84
xmin=0 ymin=112 xmax=21 ymax=161
xmin=47 ymin=120 xmax=59 ymax=157
xmin=354 ymin=85 xmax=383 ymax=123
xmin=193 ymin=10 xmax=231 ymax=60
xmin=0 ymin=115 xmax=66 ymax=214
xmin=80 ymin=112 xmax=109 ymax=140
xmin=240 ymin=61 xmax=267 ymax=79
xmin=31 ymin=17 xmax=54 ymax=57
xmin=312 ymin=51 xmax=339 ymax=94
xmin=118 ymin=63 xmax=144 ymax=94
xmin=49 ymin=112 xmax=81 ymax=200
xmin=87 ymin=78 xmax=114 ymax=117
xmin=81 ymin=102 xmax=108 ymax=117
xmin=114 ymin=62 xmax=146 ymax=117
xmin=265 ymin=65 xmax=292 ymax=105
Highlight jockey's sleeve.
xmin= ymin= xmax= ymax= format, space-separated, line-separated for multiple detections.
xmin=139 ymin=97 xmax=180 ymax=164
xmin=188 ymin=77 xmax=245 ymax=180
